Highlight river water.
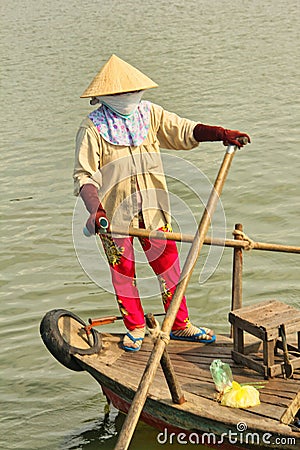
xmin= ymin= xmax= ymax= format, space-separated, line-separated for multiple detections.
xmin=1 ymin=1 xmax=299 ymax=449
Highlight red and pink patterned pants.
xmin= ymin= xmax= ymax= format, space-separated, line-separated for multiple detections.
xmin=100 ymin=224 xmax=189 ymax=331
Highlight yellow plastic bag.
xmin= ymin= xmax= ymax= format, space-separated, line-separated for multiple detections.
xmin=221 ymin=381 xmax=260 ymax=408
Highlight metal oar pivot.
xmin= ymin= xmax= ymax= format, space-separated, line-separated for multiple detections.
xmin=84 ymin=313 xmax=166 ymax=336
xmin=115 ymin=138 xmax=248 ymax=450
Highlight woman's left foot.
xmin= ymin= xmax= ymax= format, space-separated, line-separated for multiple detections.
xmin=170 ymin=323 xmax=216 ymax=343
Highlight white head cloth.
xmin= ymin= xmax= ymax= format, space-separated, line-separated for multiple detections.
xmin=96 ymin=91 xmax=145 ymax=118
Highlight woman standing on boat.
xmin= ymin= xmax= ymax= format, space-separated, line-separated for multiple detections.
xmin=74 ymin=54 xmax=250 ymax=352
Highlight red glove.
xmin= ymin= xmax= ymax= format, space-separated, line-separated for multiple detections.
xmin=193 ymin=124 xmax=251 ymax=148
xmin=222 ymin=129 xmax=251 ymax=148
xmin=80 ymin=184 xmax=110 ymax=234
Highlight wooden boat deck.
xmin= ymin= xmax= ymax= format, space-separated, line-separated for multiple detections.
xmin=74 ymin=332 xmax=300 ymax=448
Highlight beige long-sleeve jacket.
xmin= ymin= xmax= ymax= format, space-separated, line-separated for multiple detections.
xmin=73 ymin=103 xmax=199 ymax=230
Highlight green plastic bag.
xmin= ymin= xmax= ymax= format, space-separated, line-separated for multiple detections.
xmin=210 ymin=359 xmax=233 ymax=393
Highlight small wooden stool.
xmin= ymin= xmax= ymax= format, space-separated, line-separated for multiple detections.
xmin=229 ymin=300 xmax=300 ymax=378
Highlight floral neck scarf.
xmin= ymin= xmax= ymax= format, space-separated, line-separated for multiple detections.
xmin=88 ymin=100 xmax=151 ymax=147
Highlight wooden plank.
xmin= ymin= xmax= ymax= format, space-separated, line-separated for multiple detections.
xmin=233 ymin=326 xmax=244 ymax=353
xmin=229 ymin=314 xmax=266 ymax=340
xmin=230 ymin=302 xmax=300 ymax=341
xmin=232 ymin=350 xmax=267 ymax=377
xmin=230 ymin=299 xmax=278 ymax=315
xmin=240 ymin=402 xmax=286 ymax=421
xmin=168 ymin=351 xmax=233 ymax=364
xmin=265 ymin=312 xmax=300 ymax=334
xmin=85 ymin=332 xmax=300 ymax=389
xmin=181 ymin=382 xmax=286 ymax=422
xmin=244 ymin=339 xmax=263 ymax=355
xmin=88 ymin=355 xmax=287 ymax=431
xmin=124 ymin=356 xmax=296 ymax=421
xmin=276 ymin=340 xmax=300 ymax=355
xmin=170 ymin=342 xmax=234 ymax=354
xmin=97 ymin=333 xmax=300 ymax=381
xmin=231 ymin=223 xmax=243 ymax=313
xmin=281 ymin=391 xmax=300 ymax=424
xmin=189 ymin=386 xmax=288 ymax=424
xmin=169 ymin=350 xmax=234 ymax=361
xmin=259 ymin=392 xmax=293 ymax=408
xmin=269 ymin=358 xmax=300 ymax=378
xmin=115 ymin=340 xmax=300 ymax=395
xmin=114 ymin=354 xmax=268 ymax=396
xmin=262 ymin=379 xmax=300 ymax=394
xmin=115 ymin=358 xmax=209 ymax=383
xmin=73 ymin=334 xmax=300 ymax=443
xmin=254 ymin=388 xmax=295 ymax=400
xmin=140 ymin=347 xmax=228 ymax=360
xmin=263 ymin=339 xmax=275 ymax=367
xmin=229 ymin=300 xmax=294 ymax=325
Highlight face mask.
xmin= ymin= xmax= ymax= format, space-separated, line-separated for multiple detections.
xmin=96 ymin=91 xmax=144 ymax=117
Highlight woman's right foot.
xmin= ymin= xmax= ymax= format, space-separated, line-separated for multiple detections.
xmin=123 ymin=327 xmax=145 ymax=352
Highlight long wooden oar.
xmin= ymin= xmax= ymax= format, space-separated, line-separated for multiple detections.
xmin=109 ymin=227 xmax=300 ymax=254
xmin=115 ymin=141 xmax=246 ymax=450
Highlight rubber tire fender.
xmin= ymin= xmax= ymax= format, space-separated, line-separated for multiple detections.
xmin=40 ymin=309 xmax=101 ymax=372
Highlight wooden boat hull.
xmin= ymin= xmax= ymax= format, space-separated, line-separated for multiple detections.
xmin=74 ymin=334 xmax=300 ymax=450
xmin=40 ymin=310 xmax=300 ymax=449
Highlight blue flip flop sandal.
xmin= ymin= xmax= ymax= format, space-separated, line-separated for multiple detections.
xmin=170 ymin=327 xmax=216 ymax=344
xmin=123 ymin=332 xmax=144 ymax=352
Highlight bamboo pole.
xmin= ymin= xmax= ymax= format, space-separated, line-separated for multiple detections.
xmin=145 ymin=313 xmax=185 ymax=405
xmin=249 ymin=241 xmax=300 ymax=254
xmin=109 ymin=227 xmax=300 ymax=254
xmin=114 ymin=144 xmax=239 ymax=450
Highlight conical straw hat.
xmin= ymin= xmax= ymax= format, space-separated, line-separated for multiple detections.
xmin=80 ymin=54 xmax=158 ymax=98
